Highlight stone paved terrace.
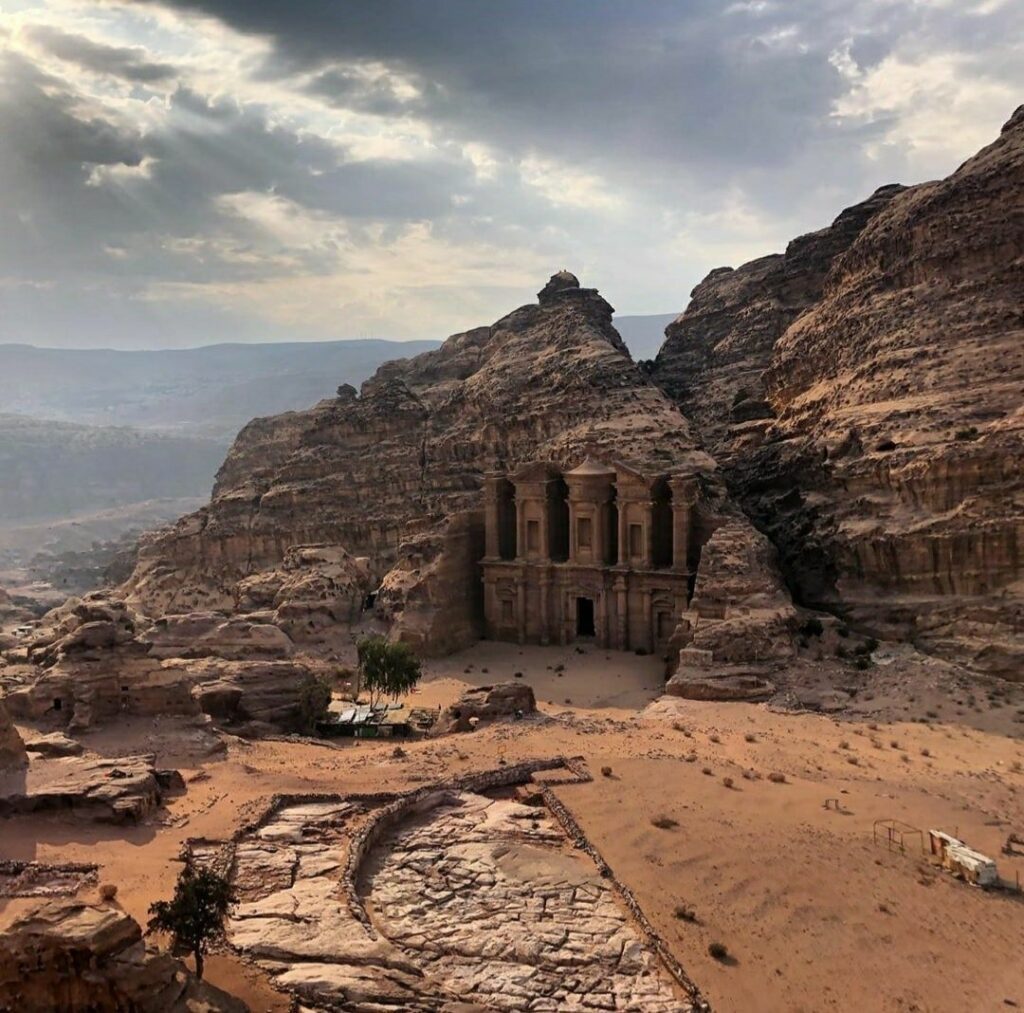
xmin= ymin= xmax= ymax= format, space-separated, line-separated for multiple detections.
xmin=364 ymin=791 xmax=688 ymax=1011
xmin=218 ymin=784 xmax=696 ymax=1011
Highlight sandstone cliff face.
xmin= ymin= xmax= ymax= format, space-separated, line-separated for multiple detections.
xmin=653 ymin=108 xmax=1024 ymax=676
xmin=126 ymin=274 xmax=724 ymax=654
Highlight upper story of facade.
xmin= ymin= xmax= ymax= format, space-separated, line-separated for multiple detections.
xmin=482 ymin=458 xmax=698 ymax=574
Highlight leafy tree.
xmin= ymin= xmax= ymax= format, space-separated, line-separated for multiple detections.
xmin=297 ymin=673 xmax=333 ymax=733
xmin=148 ymin=862 xmax=235 ymax=980
xmin=357 ymin=636 xmax=422 ymax=709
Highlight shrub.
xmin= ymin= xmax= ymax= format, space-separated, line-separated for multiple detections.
xmin=601 ymin=765 xmax=613 ymax=778
xmin=709 ymin=734 xmax=721 ymax=744
xmin=800 ymin=617 xmax=824 ymax=638
xmin=674 ymin=904 xmax=697 ymax=922
xmin=651 ymin=815 xmax=679 ymax=830
xmin=701 ymin=766 xmax=713 ymax=776
xmin=722 ymin=776 xmax=734 ymax=789
xmin=708 ymin=941 xmax=729 ymax=961
xmin=955 ymin=426 xmax=979 ymax=441
xmin=854 ymin=656 xmax=872 ymax=670
xmin=767 ymin=771 xmax=786 ymax=784
xmin=744 ymin=733 xmax=757 ymax=743
xmin=297 ymin=674 xmax=333 ymax=734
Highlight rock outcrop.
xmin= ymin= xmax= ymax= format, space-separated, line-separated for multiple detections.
xmin=0 ymin=753 xmax=176 ymax=823
xmin=0 ymin=899 xmax=247 ymax=1011
xmin=436 ymin=681 xmax=538 ymax=733
xmin=0 ymin=697 xmax=26 ymax=770
xmin=653 ymin=108 xmax=1024 ymax=676
xmin=124 ymin=272 xmax=749 ymax=656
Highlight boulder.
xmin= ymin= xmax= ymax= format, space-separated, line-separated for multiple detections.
xmin=0 ymin=698 xmax=27 ymax=770
xmin=0 ymin=899 xmax=248 ymax=1011
xmin=22 ymin=731 xmax=83 ymax=758
xmin=188 ymin=659 xmax=326 ymax=733
xmin=437 ymin=681 xmax=537 ymax=733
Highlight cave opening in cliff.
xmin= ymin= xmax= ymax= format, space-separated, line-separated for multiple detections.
xmin=548 ymin=477 xmax=570 ymax=561
xmin=652 ymin=477 xmax=673 ymax=568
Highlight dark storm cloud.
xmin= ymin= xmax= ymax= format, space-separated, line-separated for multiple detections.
xmin=23 ymin=24 xmax=178 ymax=82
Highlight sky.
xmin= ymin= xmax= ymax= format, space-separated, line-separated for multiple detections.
xmin=0 ymin=1 xmax=1021 ymax=349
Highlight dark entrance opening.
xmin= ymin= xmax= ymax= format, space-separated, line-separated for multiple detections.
xmin=576 ymin=596 xmax=595 ymax=638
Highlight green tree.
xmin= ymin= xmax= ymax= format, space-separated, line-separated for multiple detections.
xmin=148 ymin=862 xmax=235 ymax=980
xmin=357 ymin=636 xmax=422 ymax=709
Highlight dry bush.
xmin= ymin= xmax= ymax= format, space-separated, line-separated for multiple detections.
xmin=744 ymin=733 xmax=757 ymax=743
xmin=651 ymin=814 xmax=679 ymax=830
xmin=722 ymin=776 xmax=734 ymax=789
xmin=601 ymin=765 xmax=613 ymax=778
xmin=701 ymin=766 xmax=713 ymax=776
xmin=708 ymin=941 xmax=729 ymax=961
xmin=767 ymin=771 xmax=787 ymax=784
xmin=673 ymin=904 xmax=697 ymax=922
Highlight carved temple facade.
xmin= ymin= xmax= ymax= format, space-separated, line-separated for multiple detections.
xmin=481 ymin=459 xmax=697 ymax=652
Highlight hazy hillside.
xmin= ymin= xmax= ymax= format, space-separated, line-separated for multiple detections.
xmin=0 ymin=415 xmax=226 ymax=523
xmin=0 ymin=338 xmax=440 ymax=438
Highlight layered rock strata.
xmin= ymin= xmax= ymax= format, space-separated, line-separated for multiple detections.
xmin=125 ymin=272 xmax=766 ymax=657
xmin=653 ymin=108 xmax=1024 ymax=675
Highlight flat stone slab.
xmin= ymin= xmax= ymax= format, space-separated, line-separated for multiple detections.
xmin=0 ymin=754 xmax=170 ymax=823
xmin=23 ymin=731 xmax=84 ymax=758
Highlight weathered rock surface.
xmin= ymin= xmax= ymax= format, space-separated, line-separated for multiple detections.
xmin=22 ymin=730 xmax=83 ymax=758
xmin=0 ymin=753 xmax=171 ymax=822
xmin=223 ymin=791 xmax=690 ymax=1011
xmin=124 ymin=273 xmax=733 ymax=656
xmin=145 ymin=611 xmax=295 ymax=660
xmin=0 ymin=899 xmax=247 ymax=1011
xmin=0 ymin=697 xmax=26 ymax=770
xmin=653 ymin=108 xmax=1024 ymax=676
xmin=188 ymin=658 xmax=326 ymax=733
xmin=436 ymin=681 xmax=538 ymax=733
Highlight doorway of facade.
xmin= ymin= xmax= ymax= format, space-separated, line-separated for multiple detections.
xmin=576 ymin=596 xmax=595 ymax=638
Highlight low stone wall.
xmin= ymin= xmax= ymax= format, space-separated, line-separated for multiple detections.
xmin=539 ymin=784 xmax=709 ymax=1011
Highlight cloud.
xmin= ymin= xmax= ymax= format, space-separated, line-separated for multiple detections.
xmin=21 ymin=23 xmax=178 ymax=82
xmin=0 ymin=0 xmax=1022 ymax=348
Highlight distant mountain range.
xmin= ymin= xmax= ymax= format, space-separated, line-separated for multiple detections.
xmin=0 ymin=338 xmax=441 ymax=439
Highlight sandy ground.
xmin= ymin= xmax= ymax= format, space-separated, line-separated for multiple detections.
xmin=3 ymin=642 xmax=1024 ymax=1012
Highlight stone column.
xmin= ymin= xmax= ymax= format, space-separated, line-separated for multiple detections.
xmin=597 ymin=591 xmax=608 ymax=648
xmin=614 ymin=573 xmax=628 ymax=650
xmin=670 ymin=475 xmax=697 ymax=571
xmin=483 ymin=475 xmax=501 ymax=559
xmin=617 ymin=504 xmax=629 ymax=566
xmin=516 ymin=576 xmax=527 ymax=644
xmin=640 ymin=588 xmax=653 ymax=653
xmin=515 ymin=495 xmax=526 ymax=561
xmin=643 ymin=501 xmax=654 ymax=569
xmin=539 ymin=572 xmax=550 ymax=645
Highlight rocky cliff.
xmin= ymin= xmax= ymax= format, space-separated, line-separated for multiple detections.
xmin=653 ymin=107 xmax=1024 ymax=676
xmin=126 ymin=273 xmax=729 ymax=654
